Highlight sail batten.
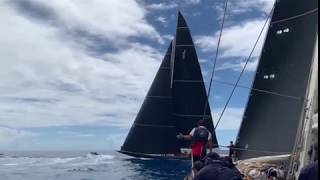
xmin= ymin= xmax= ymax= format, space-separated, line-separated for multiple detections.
xmin=235 ymin=0 xmax=318 ymax=160
xmin=134 ymin=123 xmax=176 ymax=128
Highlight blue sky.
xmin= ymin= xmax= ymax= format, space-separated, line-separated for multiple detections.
xmin=0 ymin=0 xmax=275 ymax=151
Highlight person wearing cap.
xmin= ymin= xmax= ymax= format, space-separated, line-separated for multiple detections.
xmin=177 ymin=119 xmax=213 ymax=162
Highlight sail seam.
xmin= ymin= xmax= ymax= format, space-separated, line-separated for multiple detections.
xmin=271 ymin=8 xmax=318 ymax=25
xmin=174 ymin=80 xmax=202 ymax=83
xmin=175 ymin=45 xmax=194 ymax=47
xmin=214 ymin=80 xmax=302 ymax=101
xmin=177 ymin=27 xmax=189 ymax=29
xmin=174 ymin=114 xmax=211 ymax=118
xmin=134 ymin=123 xmax=175 ymax=128
xmin=147 ymin=96 xmax=172 ymax=99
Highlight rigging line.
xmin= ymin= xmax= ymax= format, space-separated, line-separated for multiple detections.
xmin=214 ymin=5 xmax=275 ymax=130
xmin=202 ymin=0 xmax=230 ymax=121
xmin=271 ymin=8 xmax=318 ymax=25
xmin=218 ymin=145 xmax=291 ymax=155
xmin=213 ymin=80 xmax=302 ymax=101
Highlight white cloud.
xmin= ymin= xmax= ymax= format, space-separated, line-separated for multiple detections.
xmin=195 ymin=19 xmax=269 ymax=71
xmin=156 ymin=16 xmax=168 ymax=25
xmin=195 ymin=35 xmax=217 ymax=53
xmin=147 ymin=2 xmax=178 ymax=10
xmin=57 ymin=131 xmax=96 ymax=138
xmin=0 ymin=1 xmax=164 ymax=128
xmin=216 ymin=58 xmax=259 ymax=72
xmin=196 ymin=19 xmax=268 ymax=57
xmin=213 ymin=0 xmax=274 ymax=18
xmin=213 ymin=108 xmax=245 ymax=130
xmin=185 ymin=0 xmax=201 ymax=5
xmin=0 ymin=127 xmax=37 ymax=146
xmin=229 ymin=0 xmax=275 ymax=15
xmin=162 ymin=34 xmax=174 ymax=41
xmin=23 ymin=0 xmax=162 ymax=43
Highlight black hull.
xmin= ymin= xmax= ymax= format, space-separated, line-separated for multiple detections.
xmin=118 ymin=150 xmax=190 ymax=160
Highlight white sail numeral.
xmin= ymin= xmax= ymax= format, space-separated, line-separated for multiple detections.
xmin=276 ymin=28 xmax=290 ymax=35
xmin=264 ymin=74 xmax=276 ymax=79
xmin=182 ymin=49 xmax=187 ymax=60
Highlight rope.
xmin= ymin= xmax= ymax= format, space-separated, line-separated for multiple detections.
xmin=214 ymin=5 xmax=275 ymax=130
xmin=218 ymin=145 xmax=291 ymax=155
xmin=202 ymin=0 xmax=230 ymax=120
xmin=271 ymin=8 xmax=318 ymax=25
xmin=213 ymin=80 xmax=302 ymax=101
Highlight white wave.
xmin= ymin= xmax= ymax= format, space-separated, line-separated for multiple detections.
xmin=86 ymin=153 xmax=114 ymax=159
xmin=45 ymin=157 xmax=81 ymax=165
xmin=0 ymin=154 xmax=116 ymax=168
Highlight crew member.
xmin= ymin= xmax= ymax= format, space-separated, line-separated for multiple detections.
xmin=177 ymin=120 xmax=213 ymax=162
xmin=228 ymin=141 xmax=236 ymax=161
xmin=194 ymin=152 xmax=243 ymax=180
xmin=299 ymin=144 xmax=318 ymax=180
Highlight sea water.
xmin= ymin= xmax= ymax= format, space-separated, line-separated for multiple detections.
xmin=0 ymin=151 xmax=190 ymax=180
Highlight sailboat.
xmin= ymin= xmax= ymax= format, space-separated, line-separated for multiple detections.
xmin=120 ymin=12 xmax=218 ymax=159
xmin=234 ymin=0 xmax=318 ymax=178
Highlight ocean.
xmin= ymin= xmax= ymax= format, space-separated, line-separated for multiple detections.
xmin=0 ymin=151 xmax=191 ymax=180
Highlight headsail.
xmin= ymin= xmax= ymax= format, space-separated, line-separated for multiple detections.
xmin=235 ymin=0 xmax=318 ymax=160
xmin=121 ymin=43 xmax=180 ymax=155
xmin=173 ymin=12 xmax=218 ymax=148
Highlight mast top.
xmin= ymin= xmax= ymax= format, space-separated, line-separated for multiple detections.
xmin=177 ymin=11 xmax=188 ymax=28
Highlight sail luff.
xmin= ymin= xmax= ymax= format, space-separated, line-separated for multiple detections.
xmin=170 ymin=37 xmax=176 ymax=88
xmin=234 ymin=3 xmax=275 ymax=152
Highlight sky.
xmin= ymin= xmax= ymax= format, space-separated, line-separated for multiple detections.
xmin=0 ymin=0 xmax=275 ymax=151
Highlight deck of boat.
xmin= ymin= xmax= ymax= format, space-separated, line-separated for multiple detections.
xmin=118 ymin=150 xmax=190 ymax=160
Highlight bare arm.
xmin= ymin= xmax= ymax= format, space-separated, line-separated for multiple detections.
xmin=207 ymin=139 xmax=213 ymax=153
xmin=177 ymin=133 xmax=193 ymax=140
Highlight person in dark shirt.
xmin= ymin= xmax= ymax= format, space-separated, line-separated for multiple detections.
xmin=298 ymin=143 xmax=318 ymax=180
xmin=194 ymin=152 xmax=243 ymax=180
xmin=177 ymin=120 xmax=213 ymax=162
xmin=298 ymin=161 xmax=318 ymax=180
xmin=228 ymin=141 xmax=235 ymax=160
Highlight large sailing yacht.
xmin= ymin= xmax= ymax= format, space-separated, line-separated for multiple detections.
xmin=120 ymin=12 xmax=218 ymax=159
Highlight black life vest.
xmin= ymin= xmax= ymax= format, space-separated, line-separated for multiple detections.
xmin=193 ymin=127 xmax=209 ymax=143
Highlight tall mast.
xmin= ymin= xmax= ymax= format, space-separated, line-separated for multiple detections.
xmin=290 ymin=35 xmax=318 ymax=179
